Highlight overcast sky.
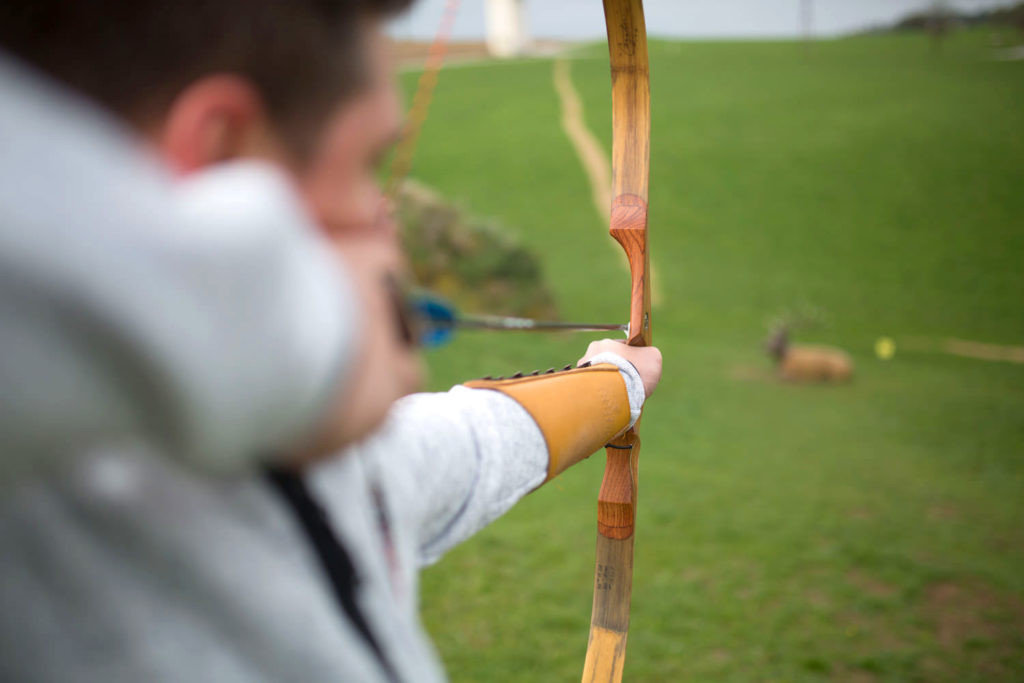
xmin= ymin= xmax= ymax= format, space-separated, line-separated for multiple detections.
xmin=389 ymin=0 xmax=1014 ymax=40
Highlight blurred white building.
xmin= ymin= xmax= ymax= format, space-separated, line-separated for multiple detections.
xmin=485 ymin=0 xmax=529 ymax=57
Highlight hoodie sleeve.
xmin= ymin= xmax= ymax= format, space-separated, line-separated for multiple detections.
xmin=336 ymin=354 xmax=646 ymax=567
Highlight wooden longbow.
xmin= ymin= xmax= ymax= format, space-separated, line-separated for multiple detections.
xmin=582 ymin=1 xmax=651 ymax=681
xmin=388 ymin=3 xmax=651 ymax=677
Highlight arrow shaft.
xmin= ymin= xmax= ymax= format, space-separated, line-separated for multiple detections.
xmin=456 ymin=316 xmax=627 ymax=333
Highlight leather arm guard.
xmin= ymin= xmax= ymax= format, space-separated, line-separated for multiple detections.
xmin=464 ymin=363 xmax=631 ymax=482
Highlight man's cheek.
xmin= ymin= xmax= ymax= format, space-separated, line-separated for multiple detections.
xmin=299 ymin=180 xmax=349 ymax=238
xmin=309 ymin=197 xmax=351 ymax=239
xmin=349 ymin=179 xmax=387 ymax=231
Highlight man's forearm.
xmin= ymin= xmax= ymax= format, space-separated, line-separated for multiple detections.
xmin=464 ymin=354 xmax=644 ymax=482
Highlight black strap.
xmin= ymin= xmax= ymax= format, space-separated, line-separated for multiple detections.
xmin=264 ymin=467 xmax=400 ymax=683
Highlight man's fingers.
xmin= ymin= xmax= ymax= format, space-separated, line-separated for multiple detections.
xmin=578 ymin=338 xmax=627 ymax=365
xmin=577 ymin=339 xmax=662 ymax=399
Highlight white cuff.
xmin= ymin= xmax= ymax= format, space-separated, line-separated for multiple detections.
xmin=586 ymin=351 xmax=645 ymax=428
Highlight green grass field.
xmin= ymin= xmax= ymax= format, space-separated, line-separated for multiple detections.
xmin=401 ymin=29 xmax=1024 ymax=681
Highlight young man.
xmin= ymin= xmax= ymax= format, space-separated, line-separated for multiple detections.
xmin=0 ymin=1 xmax=662 ymax=681
xmin=0 ymin=11 xmax=420 ymax=478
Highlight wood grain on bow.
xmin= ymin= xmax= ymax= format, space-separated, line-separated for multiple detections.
xmin=582 ymin=1 xmax=650 ymax=681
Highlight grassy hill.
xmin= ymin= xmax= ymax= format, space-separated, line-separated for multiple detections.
xmin=401 ymin=29 xmax=1024 ymax=682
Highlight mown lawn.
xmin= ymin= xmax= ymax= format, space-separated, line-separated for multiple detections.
xmin=400 ymin=28 xmax=1024 ymax=682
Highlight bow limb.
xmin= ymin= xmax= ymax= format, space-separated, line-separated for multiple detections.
xmin=582 ymin=1 xmax=651 ymax=682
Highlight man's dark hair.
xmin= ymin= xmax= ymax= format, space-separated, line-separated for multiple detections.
xmin=0 ymin=0 xmax=413 ymax=152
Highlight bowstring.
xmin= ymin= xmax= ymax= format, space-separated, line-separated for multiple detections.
xmin=386 ymin=0 xmax=462 ymax=199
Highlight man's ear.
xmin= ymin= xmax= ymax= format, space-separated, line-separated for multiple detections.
xmin=159 ymin=75 xmax=272 ymax=174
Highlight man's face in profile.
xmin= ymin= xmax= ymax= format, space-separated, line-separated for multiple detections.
xmin=298 ymin=23 xmax=404 ymax=240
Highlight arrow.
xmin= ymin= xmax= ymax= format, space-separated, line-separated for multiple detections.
xmin=409 ymin=293 xmax=627 ymax=347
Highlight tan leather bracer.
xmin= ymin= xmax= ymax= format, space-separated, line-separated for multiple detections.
xmin=464 ymin=363 xmax=631 ymax=482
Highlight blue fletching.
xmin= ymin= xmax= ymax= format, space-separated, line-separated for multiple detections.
xmin=411 ymin=292 xmax=457 ymax=348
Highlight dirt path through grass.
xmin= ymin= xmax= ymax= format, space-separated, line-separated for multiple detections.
xmin=551 ymin=58 xmax=612 ymax=224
